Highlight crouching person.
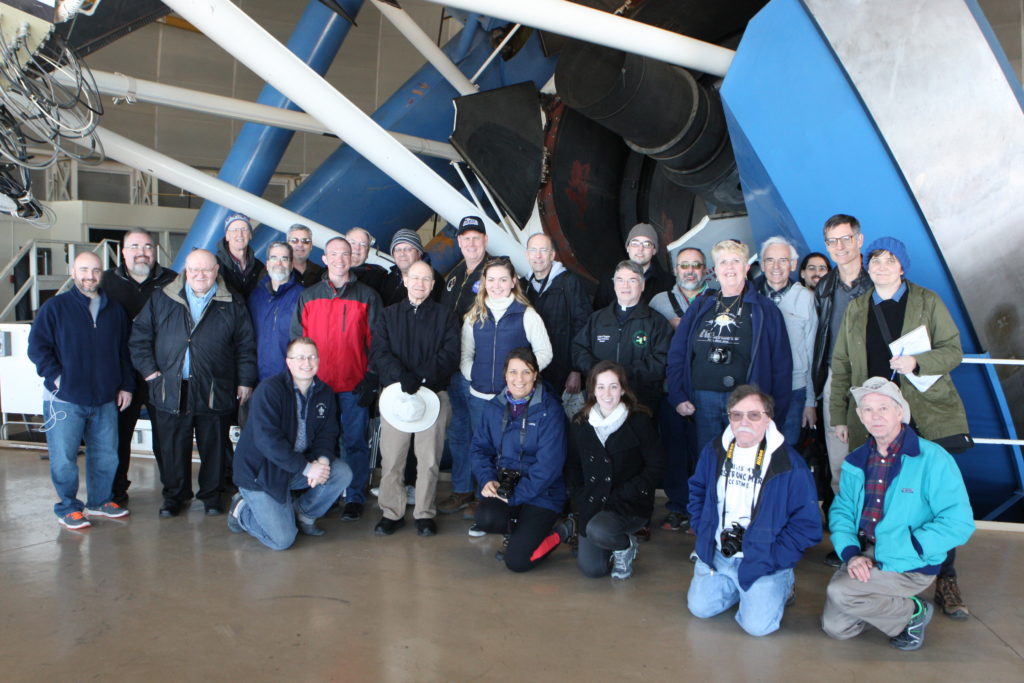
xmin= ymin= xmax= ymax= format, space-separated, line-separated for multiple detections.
xmin=687 ymin=385 xmax=822 ymax=636
xmin=822 ymin=377 xmax=974 ymax=650
xmin=228 ymin=337 xmax=352 ymax=549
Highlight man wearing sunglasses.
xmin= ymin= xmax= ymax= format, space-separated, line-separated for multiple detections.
xmin=287 ymin=224 xmax=324 ymax=288
xmin=687 ymin=385 xmax=821 ymax=636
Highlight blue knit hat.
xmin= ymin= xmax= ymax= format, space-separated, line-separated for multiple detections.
xmin=224 ymin=212 xmax=252 ymax=232
xmin=864 ymin=236 xmax=910 ymax=274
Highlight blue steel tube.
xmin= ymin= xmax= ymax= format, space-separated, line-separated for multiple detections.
xmin=173 ymin=0 xmax=363 ymax=270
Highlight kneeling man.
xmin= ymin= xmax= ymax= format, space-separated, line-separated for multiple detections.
xmin=823 ymin=377 xmax=974 ymax=650
xmin=688 ymin=385 xmax=821 ymax=636
xmin=229 ymin=337 xmax=352 ymax=549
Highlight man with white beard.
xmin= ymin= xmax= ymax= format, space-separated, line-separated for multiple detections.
xmin=248 ymin=241 xmax=305 ymax=383
xmin=101 ymin=229 xmax=177 ymax=506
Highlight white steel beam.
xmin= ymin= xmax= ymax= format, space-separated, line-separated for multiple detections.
xmin=420 ymin=0 xmax=735 ymax=77
xmin=162 ymin=0 xmax=527 ymax=272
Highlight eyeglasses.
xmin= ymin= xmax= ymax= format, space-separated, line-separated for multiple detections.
xmin=677 ymin=261 xmax=703 ymax=270
xmin=728 ymin=410 xmax=766 ymax=422
xmin=286 ymin=354 xmax=318 ymax=362
xmin=227 ymin=227 xmax=251 ymax=234
xmin=803 ymin=264 xmax=829 ymax=273
xmin=125 ymin=244 xmax=154 ymax=252
xmin=526 ymin=247 xmax=552 ymax=255
xmin=348 ymin=240 xmax=370 ymax=249
xmin=613 ymin=277 xmax=642 ymax=286
xmin=628 ymin=239 xmax=656 ymax=250
xmin=485 ymin=256 xmax=512 ymax=267
xmin=186 ymin=267 xmax=216 ymax=275
xmin=288 ymin=237 xmax=312 ymax=245
xmin=824 ymin=234 xmax=856 ymax=248
xmin=267 ymin=255 xmax=292 ymax=263
xmin=763 ymin=257 xmax=791 ymax=266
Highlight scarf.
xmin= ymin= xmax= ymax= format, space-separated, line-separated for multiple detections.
xmin=588 ymin=402 xmax=628 ymax=446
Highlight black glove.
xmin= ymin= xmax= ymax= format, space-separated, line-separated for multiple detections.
xmin=400 ymin=370 xmax=420 ymax=395
xmin=355 ymin=373 xmax=380 ymax=408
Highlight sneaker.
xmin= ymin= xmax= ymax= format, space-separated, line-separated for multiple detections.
xmin=823 ymin=551 xmax=842 ymax=568
xmin=495 ymin=534 xmax=510 ymax=561
xmin=85 ymin=501 xmax=130 ymax=518
xmin=374 ymin=516 xmax=405 ymax=536
xmin=890 ymin=599 xmax=934 ymax=651
xmin=660 ymin=511 xmax=690 ymax=532
xmin=688 ymin=549 xmax=699 ymax=563
xmin=406 ymin=485 xmax=416 ymax=506
xmin=611 ymin=535 xmax=639 ymax=579
xmin=341 ymin=502 xmax=363 ymax=522
xmin=934 ymin=575 xmax=970 ymax=620
xmin=370 ymin=486 xmax=380 ymax=497
xmin=57 ymin=511 xmax=91 ymax=530
xmin=415 ymin=518 xmax=437 ymax=537
xmin=227 ymin=493 xmax=245 ymax=533
xmin=467 ymin=523 xmax=487 ymax=537
xmin=554 ymin=514 xmax=577 ymax=545
xmin=437 ymin=491 xmax=475 ymax=514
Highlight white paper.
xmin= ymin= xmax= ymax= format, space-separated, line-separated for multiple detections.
xmin=889 ymin=325 xmax=941 ymax=392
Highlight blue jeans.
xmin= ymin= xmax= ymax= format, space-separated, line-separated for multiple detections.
xmin=44 ymin=399 xmax=118 ymax=516
xmin=444 ymin=372 xmax=474 ymax=493
xmin=781 ymin=387 xmax=806 ymax=446
xmin=688 ymin=549 xmax=795 ymax=636
xmin=337 ymin=391 xmax=369 ymax=503
xmin=238 ymin=463 xmax=351 ymax=550
xmin=693 ymin=390 xmax=730 ymax=453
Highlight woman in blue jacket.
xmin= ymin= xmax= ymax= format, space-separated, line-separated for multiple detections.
xmin=469 ymin=348 xmax=570 ymax=572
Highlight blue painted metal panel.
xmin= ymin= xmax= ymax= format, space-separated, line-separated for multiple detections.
xmin=173 ymin=0 xmax=361 ymax=270
xmin=721 ymin=0 xmax=1021 ymax=520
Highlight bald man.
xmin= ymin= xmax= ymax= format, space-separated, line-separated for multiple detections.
xmin=29 ymin=252 xmax=135 ymax=529
xmin=347 ymin=226 xmax=387 ymax=293
xmin=130 ymin=249 xmax=257 ymax=518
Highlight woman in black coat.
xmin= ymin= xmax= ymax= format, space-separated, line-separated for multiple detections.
xmin=566 ymin=361 xmax=665 ymax=580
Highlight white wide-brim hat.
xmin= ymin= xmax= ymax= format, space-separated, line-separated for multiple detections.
xmin=379 ymin=383 xmax=440 ymax=433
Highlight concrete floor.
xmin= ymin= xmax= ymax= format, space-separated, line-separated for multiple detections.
xmin=1 ymin=447 xmax=1022 ymax=682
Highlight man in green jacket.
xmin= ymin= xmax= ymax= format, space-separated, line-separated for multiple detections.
xmin=822 ymin=378 xmax=974 ymax=651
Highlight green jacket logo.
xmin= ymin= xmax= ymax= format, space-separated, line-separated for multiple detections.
xmin=632 ymin=330 xmax=649 ymax=347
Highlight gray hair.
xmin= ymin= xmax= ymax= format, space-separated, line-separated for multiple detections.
xmin=267 ymin=241 xmax=293 ymax=259
xmin=613 ymin=260 xmax=644 ymax=278
xmin=759 ymin=235 xmax=798 ymax=263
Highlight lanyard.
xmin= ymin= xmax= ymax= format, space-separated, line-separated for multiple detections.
xmin=720 ymin=438 xmax=767 ymax=524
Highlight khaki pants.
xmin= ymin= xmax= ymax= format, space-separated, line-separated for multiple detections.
xmin=378 ymin=391 xmax=451 ymax=521
xmin=823 ymin=369 xmax=850 ymax=495
xmin=822 ymin=556 xmax=935 ymax=639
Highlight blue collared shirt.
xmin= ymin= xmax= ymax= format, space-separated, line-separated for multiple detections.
xmin=871 ymin=281 xmax=907 ymax=305
xmin=182 ymin=285 xmax=216 ymax=377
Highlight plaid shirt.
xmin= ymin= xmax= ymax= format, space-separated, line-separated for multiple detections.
xmin=858 ymin=426 xmax=907 ymax=543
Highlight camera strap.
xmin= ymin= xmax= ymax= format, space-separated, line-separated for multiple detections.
xmin=500 ymin=402 xmax=529 ymax=467
xmin=720 ymin=437 xmax=768 ymax=527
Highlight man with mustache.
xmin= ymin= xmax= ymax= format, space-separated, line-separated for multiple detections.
xmin=248 ymin=241 xmax=304 ymax=383
xmin=101 ymin=229 xmax=177 ymax=506
xmin=687 ymin=385 xmax=821 ymax=636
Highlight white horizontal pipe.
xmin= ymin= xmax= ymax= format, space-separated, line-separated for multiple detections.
xmin=88 ymin=126 xmax=391 ymax=265
xmin=420 ymin=0 xmax=735 ymax=77
xmin=162 ymin=0 xmax=527 ymax=273
xmin=370 ymin=0 xmax=477 ymax=96
xmin=56 ymin=69 xmax=460 ymax=161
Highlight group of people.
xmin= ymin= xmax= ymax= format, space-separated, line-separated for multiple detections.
xmin=28 ymin=210 xmax=976 ymax=650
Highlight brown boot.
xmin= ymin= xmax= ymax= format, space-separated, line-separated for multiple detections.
xmin=934 ymin=575 xmax=970 ymax=620
xmin=437 ymin=491 xmax=475 ymax=514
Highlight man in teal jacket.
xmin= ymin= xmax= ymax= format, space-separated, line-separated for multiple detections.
xmin=822 ymin=377 xmax=974 ymax=651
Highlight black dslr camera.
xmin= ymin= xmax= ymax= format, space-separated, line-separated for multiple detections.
xmin=496 ymin=468 xmax=522 ymax=499
xmin=708 ymin=346 xmax=732 ymax=364
xmin=720 ymin=522 xmax=746 ymax=558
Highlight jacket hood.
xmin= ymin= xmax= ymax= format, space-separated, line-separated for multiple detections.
xmin=720 ymin=418 xmax=786 ymax=454
xmin=528 ymin=261 xmax=566 ymax=291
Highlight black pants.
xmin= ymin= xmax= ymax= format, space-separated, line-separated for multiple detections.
xmin=940 ymin=548 xmax=957 ymax=578
xmin=576 ymin=510 xmax=648 ymax=578
xmin=153 ymin=381 xmax=231 ymax=507
xmin=476 ymin=498 xmax=561 ymax=573
xmin=113 ymin=384 xmax=160 ymax=503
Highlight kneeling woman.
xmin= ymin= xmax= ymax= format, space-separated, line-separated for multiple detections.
xmin=470 ymin=348 xmax=569 ymax=572
xmin=567 ymin=361 xmax=665 ymax=580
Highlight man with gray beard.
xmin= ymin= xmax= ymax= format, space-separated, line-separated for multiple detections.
xmin=101 ymin=229 xmax=177 ymax=506
xmin=249 ymin=241 xmax=304 ymax=382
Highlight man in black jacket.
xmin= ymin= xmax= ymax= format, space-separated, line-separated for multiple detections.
xmin=100 ymin=229 xmax=177 ymax=506
xmin=228 ymin=337 xmax=350 ymax=549
xmin=573 ymin=260 xmax=672 ymax=412
xmin=370 ymin=261 xmax=460 ymax=536
xmin=522 ymin=233 xmax=592 ymax=398
xmin=216 ymin=212 xmax=265 ymax=297
xmin=130 ymin=249 xmax=257 ymax=517
xmin=592 ymin=223 xmax=673 ymax=310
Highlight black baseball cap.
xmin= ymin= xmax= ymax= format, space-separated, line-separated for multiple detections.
xmin=457 ymin=216 xmax=486 ymax=236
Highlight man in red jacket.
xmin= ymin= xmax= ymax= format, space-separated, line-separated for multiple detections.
xmin=292 ymin=236 xmax=382 ymax=521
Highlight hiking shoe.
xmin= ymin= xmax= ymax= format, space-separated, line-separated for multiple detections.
xmin=554 ymin=514 xmax=577 ymax=545
xmin=934 ymin=575 xmax=970 ymax=620
xmin=495 ymin=534 xmax=510 ymax=561
xmin=467 ymin=523 xmax=486 ymax=537
xmin=341 ymin=502 xmax=363 ymax=521
xmin=374 ymin=516 xmax=405 ymax=536
xmin=406 ymin=485 xmax=416 ymax=506
xmin=890 ymin=599 xmax=934 ymax=651
xmin=660 ymin=511 xmax=689 ymax=532
xmin=227 ymin=493 xmax=245 ymax=533
xmin=58 ymin=511 xmax=91 ymax=530
xmin=85 ymin=501 xmax=130 ymax=518
xmin=611 ymin=535 xmax=639 ymax=579
xmin=438 ymin=491 xmax=475 ymax=514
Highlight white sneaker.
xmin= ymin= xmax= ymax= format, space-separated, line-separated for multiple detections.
xmin=611 ymin=535 xmax=639 ymax=579
xmin=406 ymin=485 xmax=416 ymax=506
xmin=467 ymin=523 xmax=486 ymax=537
xmin=370 ymin=487 xmax=380 ymax=497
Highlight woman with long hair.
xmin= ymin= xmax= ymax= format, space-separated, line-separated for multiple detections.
xmin=566 ymin=361 xmax=665 ymax=580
